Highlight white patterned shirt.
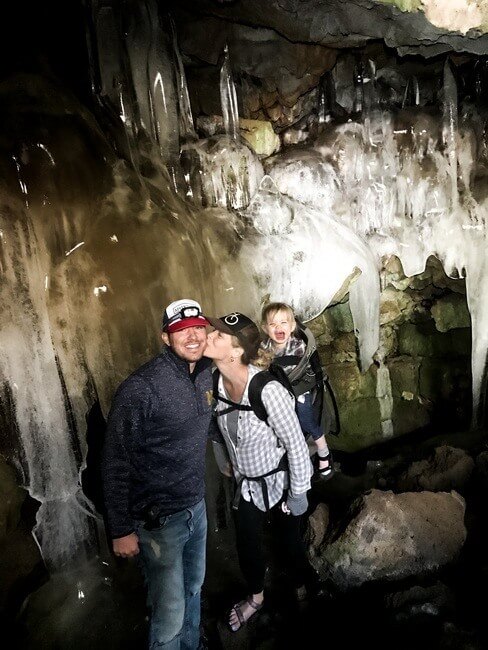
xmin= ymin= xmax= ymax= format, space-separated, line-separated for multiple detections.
xmin=261 ymin=335 xmax=306 ymax=374
xmin=214 ymin=365 xmax=312 ymax=511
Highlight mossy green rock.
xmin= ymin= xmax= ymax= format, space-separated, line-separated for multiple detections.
xmin=239 ymin=118 xmax=281 ymax=157
xmin=387 ymin=357 xmax=420 ymax=397
xmin=324 ymin=301 xmax=354 ymax=334
xmin=380 ymin=287 xmax=416 ymax=325
xmin=377 ymin=0 xmax=423 ymax=11
xmin=398 ymin=322 xmax=471 ymax=357
xmin=319 ymin=331 xmax=357 ymax=364
xmin=391 ymin=397 xmax=430 ymax=436
xmin=329 ymin=398 xmax=382 ymax=452
xmin=326 ymin=362 xmax=377 ymax=402
xmin=431 ymin=294 xmax=471 ymax=333
xmin=419 ymin=358 xmax=472 ymax=402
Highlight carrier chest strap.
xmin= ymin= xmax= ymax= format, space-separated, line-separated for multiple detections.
xmin=292 ymin=375 xmax=321 ymax=397
xmin=214 ymin=393 xmax=253 ymax=417
xmin=233 ymin=454 xmax=289 ymax=511
xmin=272 ymin=355 xmax=302 ymax=367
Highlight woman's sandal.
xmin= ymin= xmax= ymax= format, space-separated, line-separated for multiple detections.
xmin=228 ymin=596 xmax=263 ymax=632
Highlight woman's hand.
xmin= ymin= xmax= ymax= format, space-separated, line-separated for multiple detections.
xmin=285 ymin=492 xmax=308 ymax=516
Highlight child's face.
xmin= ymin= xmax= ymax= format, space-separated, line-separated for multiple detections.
xmin=264 ymin=310 xmax=295 ymax=347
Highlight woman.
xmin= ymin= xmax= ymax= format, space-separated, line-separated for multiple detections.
xmin=204 ymin=312 xmax=315 ymax=632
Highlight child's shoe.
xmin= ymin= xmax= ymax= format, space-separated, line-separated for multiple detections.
xmin=316 ymin=452 xmax=334 ymax=480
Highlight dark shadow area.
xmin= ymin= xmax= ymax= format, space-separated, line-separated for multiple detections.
xmin=80 ymin=400 xmax=107 ymax=517
xmin=0 ymin=493 xmax=48 ymax=641
xmin=5 ymin=426 xmax=488 ymax=649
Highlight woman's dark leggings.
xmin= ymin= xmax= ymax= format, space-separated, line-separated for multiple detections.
xmin=233 ymin=496 xmax=314 ymax=595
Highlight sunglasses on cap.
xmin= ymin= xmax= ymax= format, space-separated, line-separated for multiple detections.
xmin=166 ymin=305 xmax=202 ymax=328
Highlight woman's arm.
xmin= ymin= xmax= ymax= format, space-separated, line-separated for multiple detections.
xmin=261 ymin=382 xmax=312 ymax=496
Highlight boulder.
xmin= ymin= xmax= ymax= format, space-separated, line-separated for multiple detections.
xmin=239 ymin=119 xmax=280 ymax=157
xmin=397 ymin=446 xmax=475 ymax=492
xmin=195 ymin=116 xmax=280 ymax=157
xmin=315 ymin=489 xmax=466 ymax=590
xmin=384 ymin=581 xmax=455 ymax=621
xmin=305 ymin=502 xmax=329 ymax=557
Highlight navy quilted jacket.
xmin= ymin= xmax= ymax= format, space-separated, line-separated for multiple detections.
xmin=102 ymin=347 xmax=213 ymax=538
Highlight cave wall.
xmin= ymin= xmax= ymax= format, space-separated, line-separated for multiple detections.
xmin=310 ymin=256 xmax=472 ymax=452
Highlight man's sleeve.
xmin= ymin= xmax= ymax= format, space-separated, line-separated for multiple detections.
xmin=101 ymin=376 xmax=150 ymax=539
xmin=208 ymin=412 xmax=224 ymax=443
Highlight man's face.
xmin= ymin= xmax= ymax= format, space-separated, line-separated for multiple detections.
xmin=162 ymin=326 xmax=207 ymax=364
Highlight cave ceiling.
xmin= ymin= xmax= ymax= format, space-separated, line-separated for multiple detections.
xmin=168 ymin=0 xmax=488 ymax=130
xmin=169 ymin=0 xmax=488 ymax=57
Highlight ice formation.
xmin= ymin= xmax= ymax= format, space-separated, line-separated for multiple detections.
xmin=180 ymin=44 xmax=264 ymax=209
xmin=2 ymin=0 xmax=488 ymax=569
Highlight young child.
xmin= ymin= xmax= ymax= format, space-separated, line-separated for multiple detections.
xmin=261 ymin=302 xmax=333 ymax=478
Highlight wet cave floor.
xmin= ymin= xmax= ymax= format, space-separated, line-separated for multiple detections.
xmin=9 ymin=427 xmax=488 ymax=650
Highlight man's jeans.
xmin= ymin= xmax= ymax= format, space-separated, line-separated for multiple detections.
xmin=137 ymin=498 xmax=207 ymax=650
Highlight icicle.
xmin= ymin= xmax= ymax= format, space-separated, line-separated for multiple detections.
xmin=353 ymin=59 xmax=364 ymax=115
xmin=123 ymin=0 xmax=179 ymax=162
xmin=412 ymin=76 xmax=420 ymax=106
xmin=402 ymin=76 xmax=420 ymax=108
xmin=0 ymin=218 xmax=95 ymax=569
xmin=376 ymin=362 xmax=394 ymax=439
xmin=362 ymin=59 xmax=385 ymax=147
xmin=442 ymin=59 xmax=459 ymax=209
xmin=474 ymin=59 xmax=484 ymax=100
xmin=363 ymin=59 xmax=379 ymax=113
xmin=220 ymin=45 xmax=239 ymax=141
xmin=169 ymin=17 xmax=197 ymax=142
xmin=88 ymin=0 xmax=180 ymax=165
xmin=318 ymin=86 xmax=327 ymax=125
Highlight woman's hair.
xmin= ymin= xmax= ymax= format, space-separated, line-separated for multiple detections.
xmin=230 ymin=324 xmax=272 ymax=368
xmin=261 ymin=302 xmax=296 ymax=331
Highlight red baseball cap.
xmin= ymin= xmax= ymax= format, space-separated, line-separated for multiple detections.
xmin=162 ymin=299 xmax=210 ymax=333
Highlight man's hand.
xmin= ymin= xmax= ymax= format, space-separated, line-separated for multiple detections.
xmin=222 ymin=462 xmax=233 ymax=477
xmin=113 ymin=532 xmax=140 ymax=558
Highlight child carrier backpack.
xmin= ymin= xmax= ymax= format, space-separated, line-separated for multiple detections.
xmin=272 ymin=320 xmax=340 ymax=438
xmin=212 ymin=321 xmax=340 ymax=437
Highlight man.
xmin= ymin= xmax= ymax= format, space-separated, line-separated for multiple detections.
xmin=102 ymin=299 xmax=213 ymax=650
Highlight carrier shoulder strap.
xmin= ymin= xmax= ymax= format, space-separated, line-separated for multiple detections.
xmin=247 ymin=371 xmax=275 ymax=425
xmin=212 ymin=368 xmax=253 ymax=416
xmin=286 ymin=322 xmax=317 ymax=386
xmin=285 ymin=323 xmax=324 ymax=398
xmin=213 ymin=368 xmax=293 ymax=426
